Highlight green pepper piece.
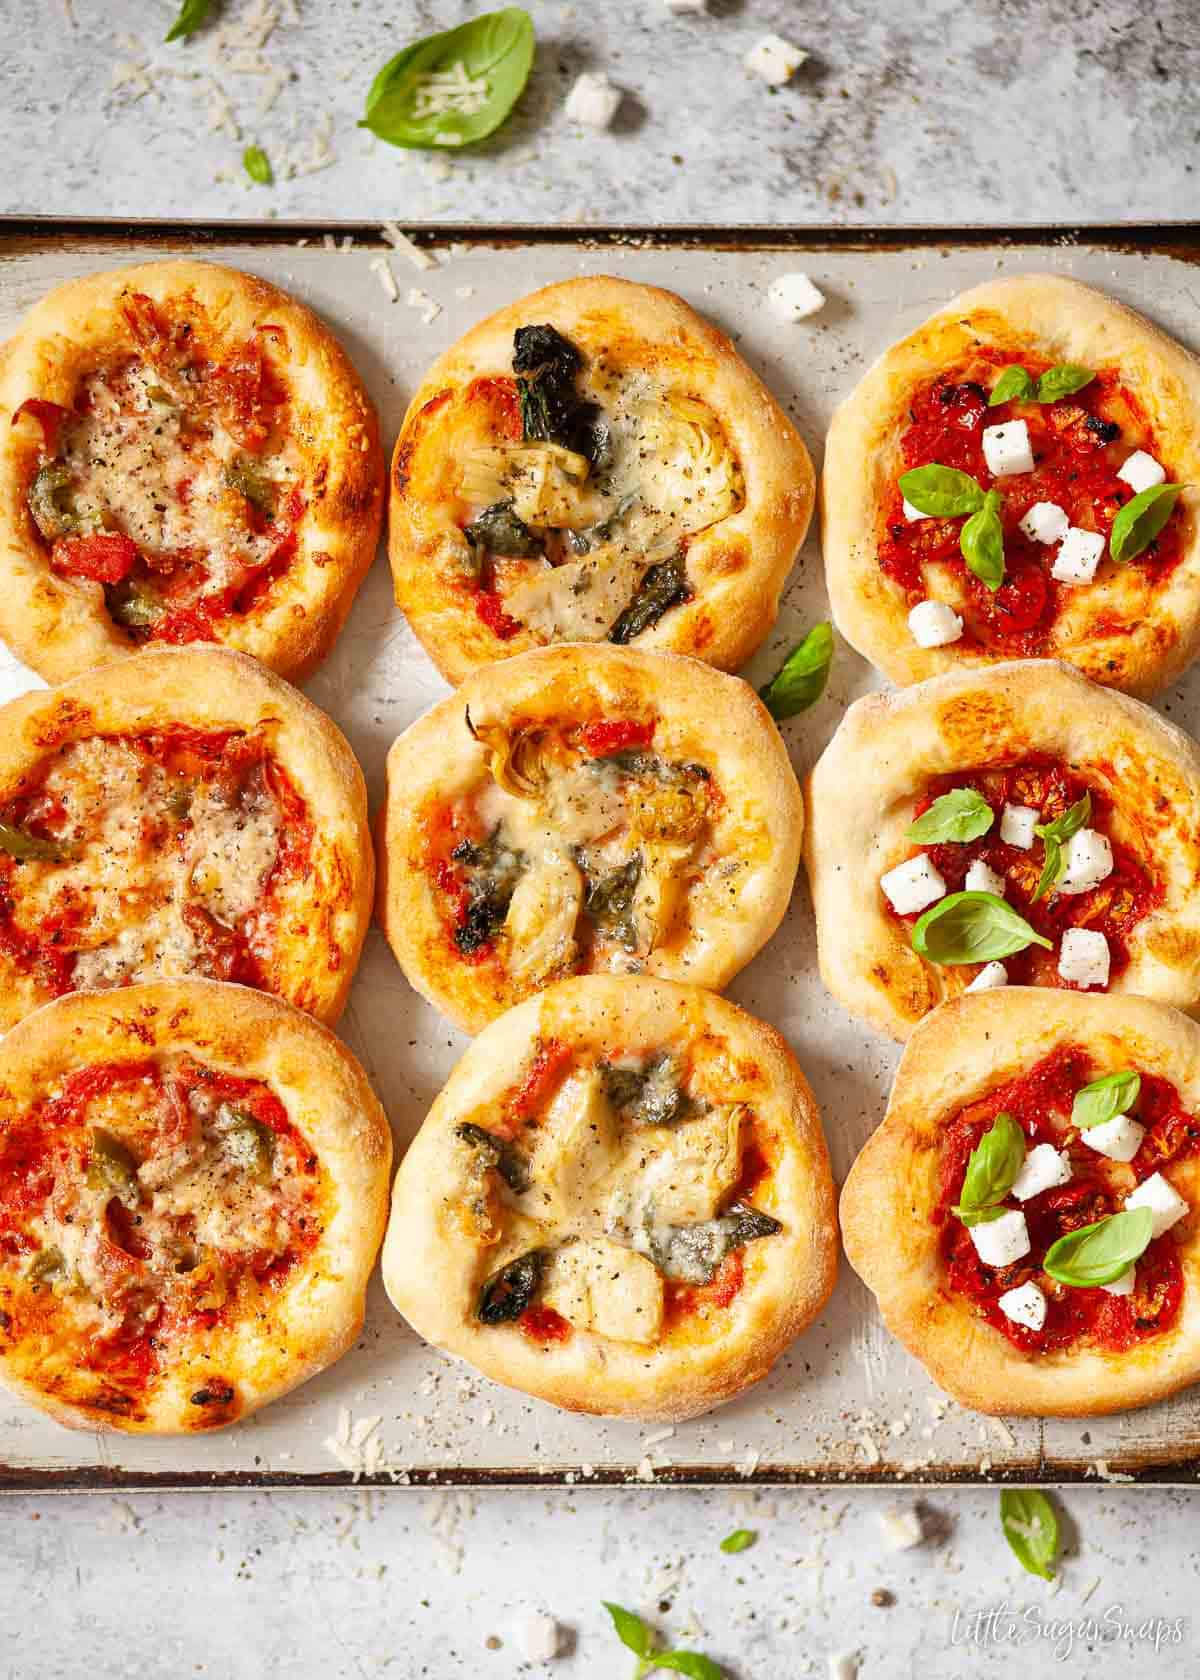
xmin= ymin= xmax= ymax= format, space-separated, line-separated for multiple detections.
xmin=0 ymin=824 xmax=63 ymax=863
xmin=27 ymin=463 xmax=79 ymax=541
xmin=26 ymin=1245 xmax=64 ymax=1284
xmin=222 ymin=458 xmax=277 ymax=519
xmin=87 ymin=1127 xmax=139 ymax=1199
xmin=217 ymin=1105 xmax=275 ymax=1181
xmin=106 ymin=582 xmax=164 ymax=630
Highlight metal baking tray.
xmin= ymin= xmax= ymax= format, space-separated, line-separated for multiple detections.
xmin=2 ymin=220 xmax=1200 ymax=1491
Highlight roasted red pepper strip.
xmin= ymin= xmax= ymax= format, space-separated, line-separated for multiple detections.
xmin=51 ymin=531 xmax=139 ymax=584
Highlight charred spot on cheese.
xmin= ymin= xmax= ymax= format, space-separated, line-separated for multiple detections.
xmin=456 ymin=1121 xmax=531 ymax=1193
xmin=647 ymin=1202 xmax=782 ymax=1286
xmin=477 ymin=1248 xmax=545 ymax=1324
xmin=608 ymin=551 xmax=692 ymax=644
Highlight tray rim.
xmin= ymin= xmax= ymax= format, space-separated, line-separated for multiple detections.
xmin=1 ymin=219 xmax=1199 ymax=1492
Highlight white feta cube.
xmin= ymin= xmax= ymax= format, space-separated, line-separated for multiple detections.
xmin=1125 ymin=1171 xmax=1189 ymax=1238
xmin=564 ymin=72 xmax=623 ymax=128
xmin=908 ymin=599 xmax=963 ymax=648
xmin=1051 ymin=526 xmax=1106 ymax=585
xmin=1102 ymin=1266 xmax=1135 ymax=1298
xmin=902 ymin=497 xmax=930 ymax=522
xmin=1019 ymin=501 xmax=1069 ymax=545
xmin=664 ymin=0 xmax=707 ymax=11
xmin=1000 ymin=802 xmax=1038 ymax=849
xmin=982 ymin=419 xmax=1035 ymax=478
xmin=512 ymin=1609 xmax=562 ymax=1662
xmin=878 ymin=1506 xmax=924 ymax=1551
xmin=969 ymin=1208 xmax=1031 ymax=1268
xmin=1118 ymin=450 xmax=1165 ymax=494
xmin=1057 ymin=827 xmax=1114 ymax=896
xmin=880 ymin=853 xmax=946 ymax=915
xmin=1081 ymin=1113 xmax=1145 ymax=1163
xmin=1057 ymin=927 xmax=1110 ymax=989
xmin=965 ymin=859 xmax=1006 ymax=898
xmin=998 ymin=1280 xmax=1047 ymax=1331
xmin=966 ymin=960 xmax=1008 ymax=992
xmin=767 ymin=272 xmax=825 ymax=322
xmin=1010 ymin=1142 xmax=1072 ymax=1202
xmin=744 ymin=33 xmax=807 ymax=84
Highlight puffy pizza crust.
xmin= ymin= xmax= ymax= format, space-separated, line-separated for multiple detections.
xmin=376 ymin=644 xmax=803 ymax=1033
xmin=805 ymin=659 xmax=1200 ymax=1040
xmin=0 ymin=980 xmax=392 ymax=1433
xmin=382 ymin=976 xmax=837 ymax=1421
xmin=822 ymin=273 xmax=1200 ymax=697
xmin=0 ymin=647 xmax=373 ymax=1028
xmin=388 ymin=275 xmax=814 ymax=683
xmin=841 ymin=988 xmax=1200 ymax=1416
xmin=0 ymin=259 xmax=384 ymax=683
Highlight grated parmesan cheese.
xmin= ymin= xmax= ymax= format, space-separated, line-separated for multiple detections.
xmin=406 ymin=287 xmax=443 ymax=326
xmin=409 ymin=60 xmax=490 ymax=120
xmin=381 ymin=222 xmax=437 ymax=270
xmin=370 ymin=256 xmax=399 ymax=302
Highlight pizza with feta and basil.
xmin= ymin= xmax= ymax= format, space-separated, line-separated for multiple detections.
xmin=841 ymin=988 xmax=1200 ymax=1416
xmin=0 ymin=259 xmax=384 ymax=684
xmin=0 ymin=981 xmax=391 ymax=1433
xmin=376 ymin=644 xmax=804 ymax=1034
xmin=0 ymin=647 xmax=372 ymax=1029
xmin=381 ymin=975 xmax=837 ymax=1420
xmin=805 ymin=660 xmax=1200 ymax=1042
xmin=823 ymin=274 xmax=1200 ymax=697
xmin=388 ymin=275 xmax=814 ymax=685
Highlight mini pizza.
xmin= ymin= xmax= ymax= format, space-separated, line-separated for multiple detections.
xmin=0 ymin=981 xmax=391 ymax=1433
xmin=0 ymin=259 xmax=384 ymax=683
xmin=841 ymin=988 xmax=1200 ymax=1416
xmin=377 ymin=644 xmax=803 ymax=1034
xmin=382 ymin=976 xmax=837 ymax=1420
xmin=388 ymin=275 xmax=814 ymax=684
xmin=823 ymin=274 xmax=1200 ymax=697
xmin=0 ymin=647 xmax=372 ymax=1029
xmin=805 ymin=659 xmax=1200 ymax=1041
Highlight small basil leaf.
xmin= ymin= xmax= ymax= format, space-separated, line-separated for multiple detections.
xmin=1071 ymin=1070 xmax=1141 ymax=1131
xmin=898 ymin=464 xmax=986 ymax=519
xmin=1043 ymin=1207 xmax=1154 ymax=1288
xmin=1000 ymin=1489 xmax=1060 ymax=1582
xmin=952 ymin=1112 xmax=1025 ymax=1221
xmin=912 ymin=891 xmax=1053 ymax=964
xmin=955 ymin=1203 xmax=1010 ymax=1227
xmin=719 ymin=1528 xmax=756 ymax=1554
xmin=988 ymin=366 xmax=1036 ymax=406
xmin=0 ymin=824 xmax=63 ymax=863
xmin=759 ymin=622 xmax=834 ymax=720
xmin=165 ymin=0 xmax=214 ymax=41
xmin=361 ymin=8 xmax=535 ymax=151
xmin=1031 ymin=837 xmax=1063 ymax=904
xmin=1110 ymin=482 xmax=1184 ymax=565
xmin=905 ymin=788 xmax=995 ymax=845
xmin=1034 ymin=364 xmax=1095 ymax=404
xmin=1036 ymin=792 xmax=1091 ymax=847
xmin=243 ymin=146 xmax=272 ymax=185
xmin=602 ymin=1603 xmax=652 ymax=1659
xmin=960 ymin=489 xmax=1005 ymax=591
xmin=653 ymin=1653 xmax=725 ymax=1680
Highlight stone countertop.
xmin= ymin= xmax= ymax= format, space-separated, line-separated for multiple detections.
xmin=2 ymin=4 xmax=1200 ymax=1676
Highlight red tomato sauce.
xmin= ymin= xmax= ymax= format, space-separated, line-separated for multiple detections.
xmin=519 ymin=1304 xmax=573 ymax=1344
xmin=878 ymin=350 xmax=1183 ymax=652
xmin=937 ymin=1044 xmax=1194 ymax=1354
xmin=664 ymin=1247 xmax=746 ymax=1327
xmin=891 ymin=755 xmax=1160 ymax=989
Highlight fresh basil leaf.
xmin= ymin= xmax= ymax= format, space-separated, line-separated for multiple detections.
xmin=0 ymin=824 xmax=63 ymax=863
xmin=898 ymin=464 xmax=986 ymax=519
xmin=361 ymin=8 xmax=535 ymax=150
xmin=960 ymin=489 xmax=1005 ymax=591
xmin=1031 ymin=792 xmax=1091 ymax=902
xmin=912 ymin=891 xmax=1053 ymax=964
xmin=952 ymin=1112 xmax=1025 ymax=1222
xmin=1032 ymin=838 xmax=1063 ymax=904
xmin=653 ymin=1653 xmax=725 ymax=1680
xmin=1071 ymin=1070 xmax=1141 ymax=1131
xmin=1000 ymin=1489 xmax=1060 ymax=1582
xmin=956 ymin=1203 xmax=1010 ymax=1227
xmin=1110 ymin=483 xmax=1184 ymax=565
xmin=165 ymin=0 xmax=214 ymax=41
xmin=1034 ymin=363 xmax=1095 ymax=403
xmin=905 ymin=788 xmax=994 ymax=845
xmin=988 ymin=366 xmax=1036 ymax=407
xmin=1044 ymin=1207 xmax=1154 ymax=1288
xmin=243 ymin=146 xmax=272 ymax=185
xmin=759 ymin=623 xmax=833 ymax=720
xmin=603 ymin=1604 xmax=652 ymax=1659
xmin=719 ymin=1528 xmax=756 ymax=1554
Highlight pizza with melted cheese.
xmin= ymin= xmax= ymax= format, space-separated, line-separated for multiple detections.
xmin=0 ymin=259 xmax=384 ymax=683
xmin=388 ymin=275 xmax=814 ymax=684
xmin=382 ymin=976 xmax=837 ymax=1420
xmin=0 ymin=648 xmax=372 ymax=1029
xmin=377 ymin=645 xmax=803 ymax=1033
xmin=0 ymin=981 xmax=391 ymax=1433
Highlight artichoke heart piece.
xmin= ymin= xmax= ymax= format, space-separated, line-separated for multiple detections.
xmin=635 ymin=393 xmax=744 ymax=530
xmin=541 ymin=1236 xmax=664 ymax=1344
xmin=503 ymin=846 xmax=584 ymax=986
xmin=461 ymin=443 xmax=596 ymax=531
xmin=468 ymin=717 xmax=566 ymax=800
xmin=517 ymin=1068 xmax=622 ymax=1231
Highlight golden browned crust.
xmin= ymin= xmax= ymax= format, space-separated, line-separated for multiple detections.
xmin=0 ymin=980 xmax=392 ymax=1433
xmin=381 ymin=976 xmax=838 ymax=1421
xmin=805 ymin=659 xmax=1200 ymax=1041
xmin=376 ymin=644 xmax=803 ymax=1033
xmin=841 ymin=988 xmax=1200 ymax=1417
xmin=822 ymin=274 xmax=1200 ymax=697
xmin=0 ymin=647 xmax=373 ymax=1028
xmin=388 ymin=275 xmax=814 ymax=684
xmin=0 ymin=260 xmax=384 ymax=683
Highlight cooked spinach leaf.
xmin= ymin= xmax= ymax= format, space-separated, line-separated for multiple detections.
xmin=455 ymin=1121 xmax=530 ymax=1193
xmin=649 ymin=1202 xmax=782 ymax=1285
xmin=513 ymin=323 xmax=584 ymax=447
xmin=450 ymin=828 xmax=526 ymax=954
xmin=583 ymin=854 xmax=643 ymax=950
xmin=601 ymin=1053 xmax=693 ymax=1127
xmin=464 ymin=500 xmax=545 ymax=558
xmin=608 ymin=553 xmax=692 ymax=644
xmin=477 ymin=1249 xmax=544 ymax=1323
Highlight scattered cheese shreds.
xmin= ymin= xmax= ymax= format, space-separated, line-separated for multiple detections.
xmin=382 ymin=223 xmax=437 ymax=270
xmin=370 ymin=257 xmax=399 ymax=302
xmin=406 ymin=287 xmax=443 ymax=326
